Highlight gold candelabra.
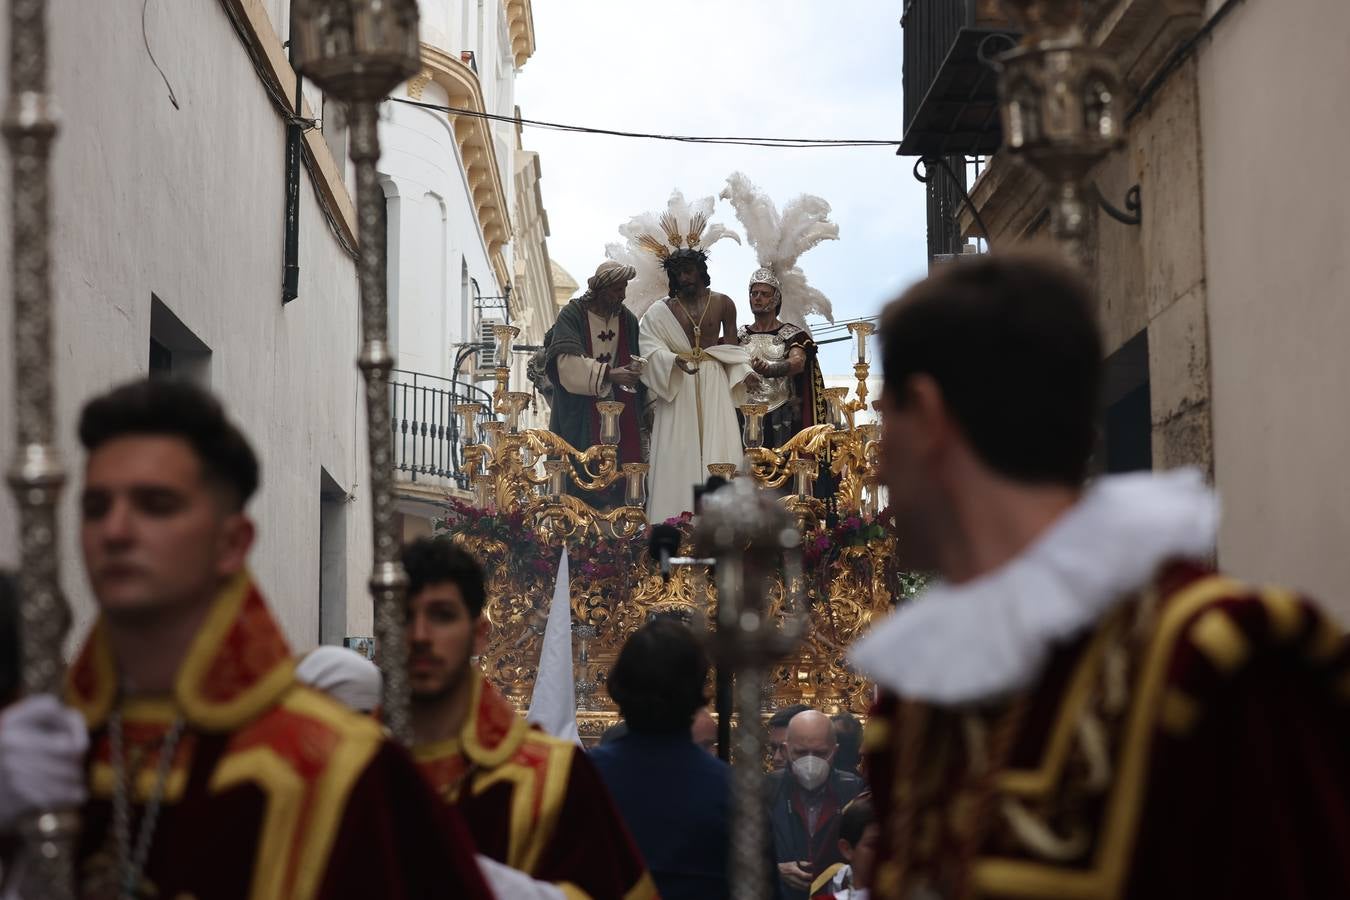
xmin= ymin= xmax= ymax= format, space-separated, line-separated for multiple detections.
xmin=739 ymin=348 xmax=881 ymax=532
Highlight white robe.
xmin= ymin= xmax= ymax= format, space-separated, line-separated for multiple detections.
xmin=639 ymin=301 xmax=751 ymax=523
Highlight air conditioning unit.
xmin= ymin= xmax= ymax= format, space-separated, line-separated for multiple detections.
xmin=475 ymin=318 xmax=504 ymax=375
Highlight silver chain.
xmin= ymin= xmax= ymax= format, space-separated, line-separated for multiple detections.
xmin=108 ymin=707 xmax=185 ymax=900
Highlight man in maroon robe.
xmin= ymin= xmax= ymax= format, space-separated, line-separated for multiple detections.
xmin=402 ymin=537 xmax=654 ymax=899
xmin=60 ymin=379 xmax=491 ymax=900
xmin=850 ymin=252 xmax=1350 ymax=899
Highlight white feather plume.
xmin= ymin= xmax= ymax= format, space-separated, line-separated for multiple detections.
xmin=607 ymin=190 xmax=742 ymax=319
xmin=720 ymin=172 xmax=840 ymax=332
xmin=605 ymin=239 xmax=666 ymax=320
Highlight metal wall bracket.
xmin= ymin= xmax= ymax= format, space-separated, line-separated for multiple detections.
xmin=914 ymin=155 xmax=994 ymax=248
xmin=1097 ymin=183 xmax=1142 ymax=226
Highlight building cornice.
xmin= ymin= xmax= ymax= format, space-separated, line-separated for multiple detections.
xmin=415 ymin=44 xmax=515 ymax=289
xmin=505 ymin=0 xmax=537 ymax=68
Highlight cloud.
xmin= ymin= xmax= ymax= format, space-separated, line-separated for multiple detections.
xmin=515 ymin=0 xmax=930 ymax=373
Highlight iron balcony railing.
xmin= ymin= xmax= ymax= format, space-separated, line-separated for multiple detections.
xmin=899 ymin=0 xmax=1016 ymax=158
xmin=902 ymin=0 xmax=973 ymax=137
xmin=390 ymin=369 xmax=495 ymax=489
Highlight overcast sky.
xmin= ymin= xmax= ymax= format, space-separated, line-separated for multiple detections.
xmin=514 ymin=0 xmax=929 ymax=374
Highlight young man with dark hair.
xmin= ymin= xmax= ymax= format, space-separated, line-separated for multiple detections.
xmin=590 ymin=616 xmax=731 ymax=900
xmin=809 ymin=794 xmax=877 ymax=900
xmin=403 ymin=537 xmax=652 ymax=898
xmin=851 ymin=252 xmax=1350 ymax=899
xmin=61 ymin=378 xmax=490 ymax=898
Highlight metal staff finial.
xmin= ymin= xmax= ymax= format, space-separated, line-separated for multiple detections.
xmin=993 ymin=0 xmax=1126 ymax=266
xmin=692 ymin=477 xmax=807 ymax=900
xmin=5 ymin=0 xmax=80 ymax=894
xmin=290 ymin=0 xmax=422 ymax=744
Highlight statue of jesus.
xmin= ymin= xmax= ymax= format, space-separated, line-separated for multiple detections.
xmin=639 ymin=248 xmax=752 ymax=522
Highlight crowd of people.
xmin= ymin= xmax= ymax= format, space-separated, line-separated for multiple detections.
xmin=2 ymin=249 xmax=1350 ymax=898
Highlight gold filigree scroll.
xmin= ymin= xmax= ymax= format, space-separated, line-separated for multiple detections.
xmin=446 ymin=344 xmax=910 ymax=738
xmin=468 ymin=520 xmax=903 ymax=737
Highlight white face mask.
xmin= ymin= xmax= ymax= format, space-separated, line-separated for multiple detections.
xmin=790 ymin=754 xmax=831 ymax=791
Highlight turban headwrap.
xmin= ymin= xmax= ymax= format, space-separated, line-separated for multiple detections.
xmin=586 ymin=260 xmax=636 ymax=296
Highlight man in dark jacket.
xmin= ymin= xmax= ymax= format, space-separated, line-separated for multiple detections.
xmin=590 ymin=617 xmax=730 ymax=900
xmin=769 ymin=710 xmax=865 ymax=900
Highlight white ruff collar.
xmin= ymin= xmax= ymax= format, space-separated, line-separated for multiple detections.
xmin=848 ymin=469 xmax=1218 ymax=706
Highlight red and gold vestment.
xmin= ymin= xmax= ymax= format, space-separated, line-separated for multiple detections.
xmin=415 ymin=670 xmax=654 ymax=900
xmin=66 ymin=572 xmax=492 ymax=900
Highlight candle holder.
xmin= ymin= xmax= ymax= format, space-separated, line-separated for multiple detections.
xmin=823 ymin=387 xmax=850 ymax=430
xmin=847 ymin=321 xmax=875 ymax=406
xmin=596 ymin=400 xmax=625 ymax=446
xmin=480 ymin=420 xmax=505 ymax=451
xmin=788 ymin=458 xmax=817 ymax=499
xmin=708 ymin=463 xmax=739 ymax=482
xmin=471 ymin=474 xmax=496 ymax=511
xmin=543 ymin=460 xmax=568 ymax=500
xmin=493 ymin=323 xmax=521 ymax=367
xmin=455 ymin=403 xmax=481 ymax=444
xmin=462 ymin=443 xmax=487 ymax=478
xmin=848 ymin=321 xmax=874 ymax=367
xmin=622 ymin=462 xmax=649 ymax=507
xmin=494 ymin=366 xmax=511 ymax=398
xmin=502 ymin=391 xmax=533 ymax=433
xmin=739 ymin=403 xmax=769 ymax=450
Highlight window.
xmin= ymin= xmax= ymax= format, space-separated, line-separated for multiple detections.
xmin=1095 ymin=329 xmax=1152 ymax=474
xmin=318 ymin=468 xmax=348 ymax=646
xmin=149 ymin=295 xmax=210 ymax=382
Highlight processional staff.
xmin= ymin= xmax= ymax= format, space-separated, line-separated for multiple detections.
xmin=692 ymin=477 xmax=807 ymax=900
xmin=5 ymin=0 xmax=80 ymax=894
xmin=290 ymin=0 xmax=422 ymax=744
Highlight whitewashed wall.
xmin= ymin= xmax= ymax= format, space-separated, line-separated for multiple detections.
xmin=0 ymin=0 xmax=373 ymax=649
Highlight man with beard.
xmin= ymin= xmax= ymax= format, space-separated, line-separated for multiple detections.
xmin=403 ymin=537 xmax=653 ymax=898
xmin=639 ymin=248 xmax=753 ymax=522
xmin=54 ymin=379 xmax=491 ymax=900
xmin=850 ymin=252 xmax=1350 ymax=899
xmin=543 ymin=260 xmax=648 ymax=504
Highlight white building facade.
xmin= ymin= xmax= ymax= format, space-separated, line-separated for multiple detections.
xmin=378 ymin=0 xmax=554 ymax=530
xmin=0 ymin=0 xmax=374 ymax=648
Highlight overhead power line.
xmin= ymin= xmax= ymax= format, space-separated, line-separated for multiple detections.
xmin=388 ymin=97 xmax=901 ymax=150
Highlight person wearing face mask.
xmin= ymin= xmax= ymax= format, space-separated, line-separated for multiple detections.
xmin=769 ymin=710 xmax=865 ymax=900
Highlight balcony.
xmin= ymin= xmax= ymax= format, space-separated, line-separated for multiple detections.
xmin=899 ymin=0 xmax=1018 ymax=158
xmin=391 ymin=369 xmax=494 ymax=496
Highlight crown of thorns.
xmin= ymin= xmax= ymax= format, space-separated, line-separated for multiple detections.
xmin=637 ymin=211 xmax=712 ymax=261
